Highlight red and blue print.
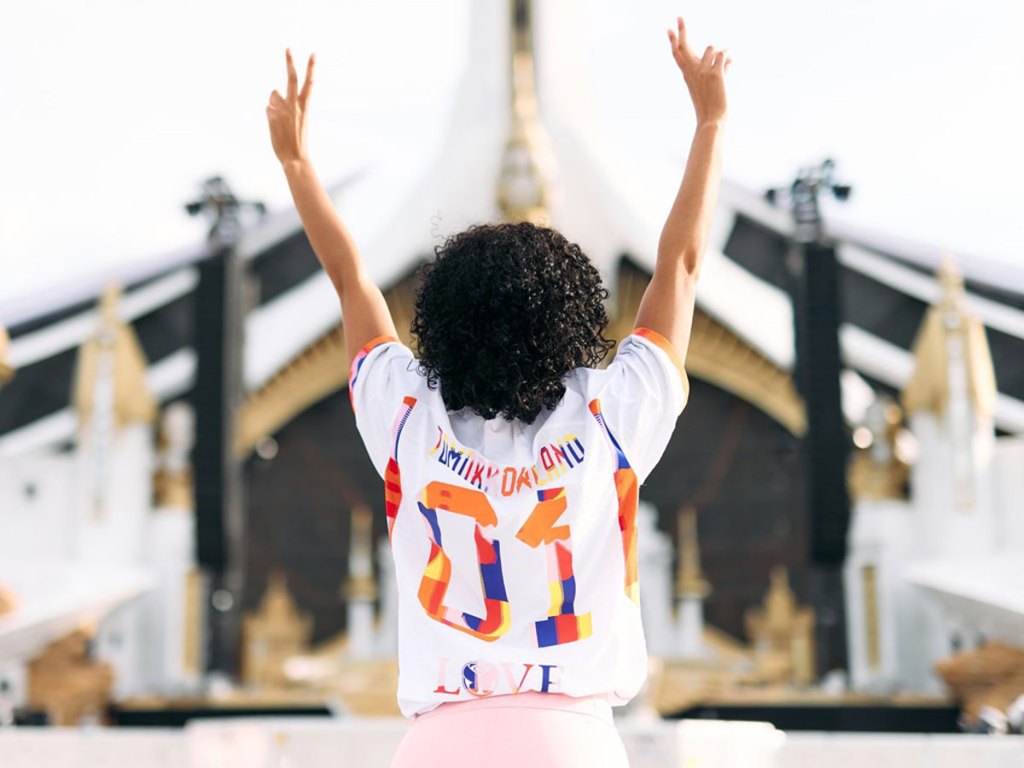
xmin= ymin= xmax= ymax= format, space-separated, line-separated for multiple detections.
xmin=589 ymin=398 xmax=641 ymax=605
xmin=416 ymin=482 xmax=511 ymax=642
xmin=384 ymin=396 xmax=417 ymax=540
xmin=516 ymin=488 xmax=593 ymax=647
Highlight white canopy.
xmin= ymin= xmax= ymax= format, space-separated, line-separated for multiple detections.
xmin=3 ymin=0 xmax=1024 ymax=457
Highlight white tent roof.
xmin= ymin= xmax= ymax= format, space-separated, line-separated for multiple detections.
xmin=0 ymin=557 xmax=153 ymax=662
xmin=2 ymin=0 xmax=1022 ymax=306
xmin=907 ymin=555 xmax=1024 ymax=645
xmin=3 ymin=0 xmax=1024 ymax=457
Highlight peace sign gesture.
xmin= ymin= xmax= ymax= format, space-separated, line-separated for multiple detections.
xmin=267 ymin=48 xmax=316 ymax=165
xmin=667 ymin=17 xmax=730 ymax=127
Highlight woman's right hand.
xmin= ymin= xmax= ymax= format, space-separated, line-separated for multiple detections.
xmin=267 ymin=48 xmax=315 ymax=166
xmin=667 ymin=17 xmax=731 ymax=127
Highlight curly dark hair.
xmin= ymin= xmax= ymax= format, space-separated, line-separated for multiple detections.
xmin=411 ymin=222 xmax=615 ymax=424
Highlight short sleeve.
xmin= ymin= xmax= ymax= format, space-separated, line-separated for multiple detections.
xmin=589 ymin=327 xmax=689 ymax=483
xmin=348 ymin=335 xmax=420 ymax=478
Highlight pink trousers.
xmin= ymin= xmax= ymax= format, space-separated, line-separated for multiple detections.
xmin=390 ymin=692 xmax=630 ymax=768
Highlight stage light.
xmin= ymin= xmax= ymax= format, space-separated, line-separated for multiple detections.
xmin=184 ymin=176 xmax=266 ymax=246
xmin=764 ymin=160 xmax=853 ymax=244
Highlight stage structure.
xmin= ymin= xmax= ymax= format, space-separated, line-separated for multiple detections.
xmin=766 ymin=159 xmax=854 ymax=673
xmin=843 ymin=259 xmax=1024 ymax=695
xmin=767 ymin=159 xmax=853 ymax=568
xmin=0 ymin=0 xmax=1023 ymax=726
xmin=185 ymin=177 xmax=266 ymax=678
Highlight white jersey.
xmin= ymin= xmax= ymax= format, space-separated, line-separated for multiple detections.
xmin=349 ymin=327 xmax=688 ymax=717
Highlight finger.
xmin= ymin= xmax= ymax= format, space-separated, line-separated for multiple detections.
xmin=676 ymin=17 xmax=690 ymax=57
xmin=676 ymin=17 xmax=698 ymax=64
xmin=725 ymin=56 xmax=733 ymax=72
xmin=299 ymin=53 xmax=315 ymax=107
xmin=269 ymin=89 xmax=285 ymax=107
xmin=701 ymin=46 xmax=715 ymax=67
xmin=712 ymin=51 xmax=725 ymax=69
xmin=286 ymin=48 xmax=298 ymax=100
xmin=667 ymin=29 xmax=685 ymax=66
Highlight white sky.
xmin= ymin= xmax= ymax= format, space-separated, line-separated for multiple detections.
xmin=1 ymin=0 xmax=1022 ymax=307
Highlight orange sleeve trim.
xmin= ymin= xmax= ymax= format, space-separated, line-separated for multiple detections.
xmin=631 ymin=327 xmax=687 ymax=382
xmin=348 ymin=334 xmax=401 ymax=403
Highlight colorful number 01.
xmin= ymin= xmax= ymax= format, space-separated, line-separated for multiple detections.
xmin=416 ymin=481 xmax=593 ymax=647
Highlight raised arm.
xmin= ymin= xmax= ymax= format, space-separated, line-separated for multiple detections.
xmin=633 ymin=18 xmax=730 ymax=363
xmin=266 ymin=49 xmax=398 ymax=370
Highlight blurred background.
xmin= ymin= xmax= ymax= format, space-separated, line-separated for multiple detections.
xmin=1 ymin=1 xmax=1022 ymax=765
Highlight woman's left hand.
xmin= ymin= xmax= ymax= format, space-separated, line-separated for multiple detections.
xmin=667 ymin=17 xmax=730 ymax=128
xmin=267 ymin=48 xmax=315 ymax=165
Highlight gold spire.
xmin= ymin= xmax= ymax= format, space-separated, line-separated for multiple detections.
xmin=675 ymin=506 xmax=710 ymax=599
xmin=153 ymin=401 xmax=196 ymax=510
xmin=0 ymin=325 xmax=13 ymax=387
xmin=346 ymin=504 xmax=378 ymax=602
xmin=73 ymin=283 xmax=157 ymax=427
xmin=744 ymin=566 xmax=816 ymax=686
xmin=902 ymin=256 xmax=997 ymax=418
xmin=241 ymin=571 xmax=314 ymax=688
xmin=260 ymin=572 xmax=305 ymax=621
xmin=937 ymin=253 xmax=965 ymax=309
xmin=99 ymin=282 xmax=120 ymax=327
xmin=497 ymin=0 xmax=554 ymax=224
xmin=762 ymin=567 xmax=798 ymax=632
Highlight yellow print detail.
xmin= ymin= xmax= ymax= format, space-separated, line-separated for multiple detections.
xmin=427 ymin=428 xmax=586 ymax=497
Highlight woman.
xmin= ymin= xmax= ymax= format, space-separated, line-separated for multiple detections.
xmin=266 ymin=15 xmax=730 ymax=768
